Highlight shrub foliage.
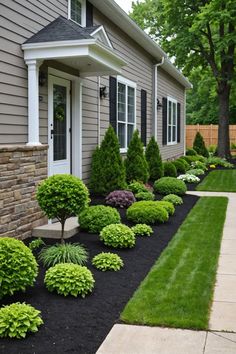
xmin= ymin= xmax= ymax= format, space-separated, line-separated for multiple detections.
xmin=173 ymin=160 xmax=186 ymax=174
xmin=162 ymin=194 xmax=183 ymax=205
xmin=163 ymin=162 xmax=177 ymax=177
xmin=135 ymin=191 xmax=155 ymax=201
xmin=100 ymin=224 xmax=136 ymax=248
xmin=92 ymin=252 xmax=124 ymax=271
xmin=193 ymin=132 xmax=209 ymax=157
xmin=105 ymin=190 xmax=136 ymax=208
xmin=145 ymin=137 xmax=163 ymax=180
xmin=127 ymin=201 xmax=169 ymax=224
xmin=154 ymin=177 xmax=187 ymax=195
xmin=127 ymin=181 xmax=149 ymax=194
xmin=131 ymin=224 xmax=153 ymax=237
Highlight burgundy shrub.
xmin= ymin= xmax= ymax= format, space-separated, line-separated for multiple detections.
xmin=105 ymin=190 xmax=136 ymax=208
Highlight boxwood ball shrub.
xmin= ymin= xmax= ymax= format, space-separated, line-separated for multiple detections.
xmin=135 ymin=191 xmax=155 ymax=201
xmin=154 ymin=177 xmax=187 ymax=195
xmin=126 ymin=201 xmax=169 ymax=224
xmin=0 ymin=238 xmax=38 ymax=299
xmin=162 ymin=194 xmax=183 ymax=206
xmin=100 ymin=224 xmax=136 ymax=248
xmin=105 ymin=190 xmax=136 ymax=208
xmin=92 ymin=252 xmax=124 ymax=271
xmin=163 ymin=162 xmax=177 ymax=177
xmin=173 ymin=160 xmax=187 ymax=174
xmin=0 ymin=303 xmax=43 ymax=339
xmin=44 ymin=263 xmax=95 ymax=298
xmin=79 ymin=205 xmax=121 ymax=233
xmin=37 ymin=174 xmax=90 ymax=243
xmin=178 ymin=157 xmax=191 ymax=170
xmin=156 ymin=201 xmax=175 ymax=216
xmin=131 ymin=224 xmax=153 ymax=237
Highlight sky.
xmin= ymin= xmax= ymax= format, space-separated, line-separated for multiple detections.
xmin=115 ymin=0 xmax=133 ymax=14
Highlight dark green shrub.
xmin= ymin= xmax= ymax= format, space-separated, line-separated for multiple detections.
xmin=39 ymin=243 xmax=88 ymax=268
xmin=156 ymin=201 xmax=175 ymax=216
xmin=163 ymin=162 xmax=177 ymax=177
xmin=127 ymin=181 xmax=149 ymax=194
xmin=131 ymin=224 xmax=153 ymax=237
xmin=126 ymin=201 xmax=169 ymax=224
xmin=89 ymin=126 xmax=126 ymax=195
xmin=173 ymin=160 xmax=186 ymax=174
xmin=79 ymin=205 xmax=120 ymax=233
xmin=154 ymin=177 xmax=187 ymax=195
xmin=28 ymin=238 xmax=45 ymax=252
xmin=162 ymin=194 xmax=183 ymax=205
xmin=186 ymin=148 xmax=197 ymax=156
xmin=125 ymin=130 xmax=149 ymax=183
xmin=100 ymin=224 xmax=135 ymax=248
xmin=0 ymin=303 xmax=43 ymax=339
xmin=145 ymin=137 xmax=163 ymax=180
xmin=0 ymin=238 xmax=38 ymax=299
xmin=44 ymin=263 xmax=95 ymax=298
xmin=178 ymin=157 xmax=191 ymax=169
xmin=37 ymin=174 xmax=89 ymax=243
xmin=92 ymin=252 xmax=124 ymax=271
xmin=182 ymin=155 xmax=202 ymax=164
xmin=193 ymin=132 xmax=209 ymax=157
xmin=135 ymin=191 xmax=155 ymax=201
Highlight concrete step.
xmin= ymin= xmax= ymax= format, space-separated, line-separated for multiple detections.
xmin=32 ymin=217 xmax=79 ymax=239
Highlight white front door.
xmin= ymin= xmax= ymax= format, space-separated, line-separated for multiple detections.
xmin=48 ymin=75 xmax=71 ymax=176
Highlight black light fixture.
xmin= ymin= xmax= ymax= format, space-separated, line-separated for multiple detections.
xmin=157 ymin=98 xmax=162 ymax=110
xmin=39 ymin=71 xmax=47 ymax=86
xmin=100 ymin=86 xmax=108 ymax=99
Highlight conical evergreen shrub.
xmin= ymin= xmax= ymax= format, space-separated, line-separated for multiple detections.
xmin=193 ymin=132 xmax=209 ymax=157
xmin=89 ymin=126 xmax=126 ymax=195
xmin=125 ymin=130 xmax=149 ymax=183
xmin=145 ymin=137 xmax=163 ymax=181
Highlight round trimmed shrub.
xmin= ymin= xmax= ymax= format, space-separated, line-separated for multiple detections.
xmin=135 ymin=191 xmax=155 ymax=201
xmin=92 ymin=252 xmax=124 ymax=271
xmin=173 ymin=160 xmax=186 ymax=174
xmin=163 ymin=162 xmax=177 ymax=177
xmin=79 ymin=205 xmax=121 ymax=233
xmin=100 ymin=224 xmax=135 ymax=248
xmin=186 ymin=148 xmax=197 ymax=156
xmin=131 ymin=224 xmax=153 ymax=237
xmin=162 ymin=194 xmax=183 ymax=205
xmin=154 ymin=177 xmax=187 ymax=195
xmin=0 ymin=238 xmax=38 ymax=299
xmin=105 ymin=190 xmax=136 ymax=208
xmin=0 ymin=302 xmax=43 ymax=339
xmin=44 ymin=263 xmax=94 ymax=297
xmin=178 ymin=157 xmax=191 ymax=170
xmin=156 ymin=201 xmax=175 ymax=216
xmin=127 ymin=181 xmax=148 ymax=194
xmin=126 ymin=201 xmax=169 ymax=224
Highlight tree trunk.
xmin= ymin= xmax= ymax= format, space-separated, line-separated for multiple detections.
xmin=217 ymin=84 xmax=231 ymax=158
xmin=61 ymin=220 xmax=65 ymax=245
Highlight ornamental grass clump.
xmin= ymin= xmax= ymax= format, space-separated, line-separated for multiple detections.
xmin=105 ymin=190 xmax=136 ymax=208
xmin=163 ymin=162 xmax=177 ymax=177
xmin=100 ymin=224 xmax=136 ymax=248
xmin=44 ymin=263 xmax=94 ymax=298
xmin=0 ymin=303 xmax=43 ymax=339
xmin=79 ymin=205 xmax=121 ymax=233
xmin=37 ymin=174 xmax=90 ymax=244
xmin=126 ymin=201 xmax=169 ymax=224
xmin=162 ymin=194 xmax=183 ymax=205
xmin=131 ymin=224 xmax=153 ymax=237
xmin=0 ymin=238 xmax=38 ymax=299
xmin=145 ymin=137 xmax=163 ymax=180
xmin=92 ymin=252 xmax=124 ymax=271
xmin=154 ymin=177 xmax=187 ymax=195
xmin=39 ymin=243 xmax=88 ymax=268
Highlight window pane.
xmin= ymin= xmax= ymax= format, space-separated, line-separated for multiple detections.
xmin=168 ymin=125 xmax=172 ymax=143
xmin=168 ymin=101 xmax=172 ymax=124
xmin=173 ymin=103 xmax=176 ymax=125
xmin=71 ymin=0 xmax=82 ymax=24
xmin=118 ymin=83 xmax=126 ymax=122
xmin=172 ymin=126 xmax=176 ymax=142
xmin=53 ymin=84 xmax=67 ymax=161
xmin=118 ymin=123 xmax=125 ymax=148
xmin=128 ymin=87 xmax=135 ymax=123
xmin=127 ymin=124 xmax=134 ymax=147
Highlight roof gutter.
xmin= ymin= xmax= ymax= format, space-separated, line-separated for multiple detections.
xmin=153 ymin=57 xmax=165 ymax=141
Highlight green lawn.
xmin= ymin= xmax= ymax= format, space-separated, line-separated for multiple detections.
xmin=121 ymin=197 xmax=228 ymax=330
xmin=197 ymin=170 xmax=236 ymax=192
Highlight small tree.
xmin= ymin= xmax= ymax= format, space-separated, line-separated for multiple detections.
xmin=145 ymin=137 xmax=163 ymax=180
xmin=193 ymin=132 xmax=209 ymax=157
xmin=125 ymin=130 xmax=149 ymax=183
xmin=37 ymin=174 xmax=90 ymax=244
xmin=89 ymin=126 xmax=126 ymax=195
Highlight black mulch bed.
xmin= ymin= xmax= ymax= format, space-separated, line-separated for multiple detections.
xmin=0 ymin=194 xmax=199 ymax=354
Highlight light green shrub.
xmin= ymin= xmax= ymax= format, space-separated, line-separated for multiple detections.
xmin=135 ymin=191 xmax=155 ymax=201
xmin=187 ymin=168 xmax=205 ymax=176
xmin=126 ymin=201 xmax=169 ymax=224
xmin=131 ymin=224 xmax=153 ymax=237
xmin=28 ymin=238 xmax=45 ymax=252
xmin=162 ymin=194 xmax=183 ymax=205
xmin=127 ymin=181 xmax=149 ymax=194
xmin=154 ymin=177 xmax=187 ymax=195
xmin=92 ymin=252 xmax=124 ymax=271
xmin=156 ymin=201 xmax=175 ymax=216
xmin=100 ymin=224 xmax=135 ymax=248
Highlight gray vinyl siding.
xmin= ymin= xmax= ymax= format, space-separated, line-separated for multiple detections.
xmin=157 ymin=68 xmax=185 ymax=161
xmin=0 ymin=0 xmax=68 ymax=145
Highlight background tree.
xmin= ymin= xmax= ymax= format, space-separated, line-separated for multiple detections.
xmin=131 ymin=0 xmax=236 ymax=158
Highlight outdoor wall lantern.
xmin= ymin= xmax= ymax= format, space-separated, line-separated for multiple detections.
xmin=39 ymin=71 xmax=47 ymax=87
xmin=100 ymin=86 xmax=108 ymax=99
xmin=157 ymin=98 xmax=163 ymax=110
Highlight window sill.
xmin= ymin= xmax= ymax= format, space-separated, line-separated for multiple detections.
xmin=120 ymin=148 xmax=127 ymax=154
xmin=167 ymin=141 xmax=178 ymax=146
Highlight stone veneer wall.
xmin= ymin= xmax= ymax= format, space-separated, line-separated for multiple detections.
xmin=0 ymin=145 xmax=48 ymax=239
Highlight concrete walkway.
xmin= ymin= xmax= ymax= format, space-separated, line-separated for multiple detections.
xmin=96 ymin=191 xmax=236 ymax=354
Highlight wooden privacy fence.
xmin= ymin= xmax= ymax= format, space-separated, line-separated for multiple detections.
xmin=186 ymin=125 xmax=236 ymax=148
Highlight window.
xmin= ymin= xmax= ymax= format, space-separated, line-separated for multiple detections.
xmin=117 ymin=77 xmax=136 ymax=151
xmin=167 ymin=97 xmax=177 ymax=144
xmin=69 ymin=0 xmax=86 ymax=26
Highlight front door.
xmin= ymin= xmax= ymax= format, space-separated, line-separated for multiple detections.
xmin=48 ymin=75 xmax=71 ymax=175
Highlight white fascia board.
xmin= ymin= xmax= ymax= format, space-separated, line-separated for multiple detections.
xmin=22 ymin=39 xmax=95 ymax=50
xmin=90 ymin=25 xmax=113 ymax=49
xmin=88 ymin=46 xmax=125 ymax=72
xmin=93 ymin=42 xmax=127 ymax=67
xmin=23 ymin=44 xmax=90 ymax=61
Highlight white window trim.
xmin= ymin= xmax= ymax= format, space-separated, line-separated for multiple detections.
xmin=117 ymin=76 xmax=137 ymax=153
xmin=167 ymin=96 xmax=178 ymax=146
xmin=68 ymin=0 xmax=86 ymax=27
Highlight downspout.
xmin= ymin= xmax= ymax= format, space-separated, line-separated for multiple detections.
xmin=184 ymin=89 xmax=186 ymax=155
xmin=97 ymin=76 xmax=101 ymax=146
xmin=153 ymin=57 xmax=165 ymax=141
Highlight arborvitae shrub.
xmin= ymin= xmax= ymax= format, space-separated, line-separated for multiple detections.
xmin=186 ymin=148 xmax=197 ymax=156
xmin=163 ymin=162 xmax=177 ymax=177
xmin=125 ymin=130 xmax=149 ymax=183
xmin=89 ymin=126 xmax=126 ymax=195
xmin=193 ymin=132 xmax=209 ymax=157
xmin=145 ymin=137 xmax=163 ymax=180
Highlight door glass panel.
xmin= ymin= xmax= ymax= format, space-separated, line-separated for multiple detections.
xmin=53 ymin=84 xmax=67 ymax=161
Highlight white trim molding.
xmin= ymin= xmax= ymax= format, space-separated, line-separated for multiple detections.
xmin=167 ymin=96 xmax=178 ymax=146
xmin=68 ymin=0 xmax=86 ymax=27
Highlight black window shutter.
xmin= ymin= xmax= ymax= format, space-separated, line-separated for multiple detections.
xmin=177 ymin=102 xmax=181 ymax=143
xmin=141 ymin=89 xmax=147 ymax=146
xmin=86 ymin=1 xmax=93 ymax=27
xmin=162 ymin=97 xmax=167 ymax=145
xmin=109 ymin=76 xmax=117 ymax=133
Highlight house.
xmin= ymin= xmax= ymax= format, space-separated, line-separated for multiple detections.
xmin=0 ymin=0 xmax=192 ymax=239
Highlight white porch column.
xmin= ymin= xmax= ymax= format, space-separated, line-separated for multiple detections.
xmin=26 ymin=59 xmax=42 ymax=146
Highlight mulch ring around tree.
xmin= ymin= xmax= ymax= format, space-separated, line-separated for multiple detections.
xmin=0 ymin=194 xmax=198 ymax=354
